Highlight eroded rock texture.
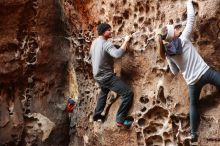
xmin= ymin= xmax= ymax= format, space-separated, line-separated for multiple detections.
xmin=64 ymin=0 xmax=220 ymax=146
xmin=0 ymin=0 xmax=71 ymax=145
xmin=0 ymin=0 xmax=220 ymax=146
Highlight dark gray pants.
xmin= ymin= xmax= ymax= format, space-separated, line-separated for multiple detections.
xmin=93 ymin=75 xmax=133 ymax=123
xmin=188 ymin=68 xmax=220 ymax=134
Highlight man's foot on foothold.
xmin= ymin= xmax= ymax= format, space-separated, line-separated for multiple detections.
xmin=116 ymin=120 xmax=133 ymax=128
xmin=93 ymin=115 xmax=105 ymax=123
xmin=191 ymin=133 xmax=198 ymax=142
xmin=190 ymin=133 xmax=198 ymax=145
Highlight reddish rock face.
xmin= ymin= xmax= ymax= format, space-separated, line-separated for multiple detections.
xmin=1 ymin=0 xmax=220 ymax=146
xmin=64 ymin=0 xmax=220 ymax=146
xmin=0 ymin=0 xmax=70 ymax=145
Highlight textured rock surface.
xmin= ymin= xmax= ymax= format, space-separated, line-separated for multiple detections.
xmin=0 ymin=0 xmax=71 ymax=145
xmin=0 ymin=0 xmax=220 ymax=146
xmin=64 ymin=0 xmax=220 ymax=146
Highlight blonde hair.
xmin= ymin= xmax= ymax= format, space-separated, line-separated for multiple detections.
xmin=156 ymin=26 xmax=167 ymax=60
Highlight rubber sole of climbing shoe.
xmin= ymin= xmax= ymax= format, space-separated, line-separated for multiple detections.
xmin=116 ymin=120 xmax=133 ymax=127
xmin=93 ymin=115 xmax=105 ymax=123
xmin=190 ymin=141 xmax=198 ymax=146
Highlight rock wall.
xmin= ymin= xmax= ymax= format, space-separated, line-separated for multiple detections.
xmin=0 ymin=0 xmax=71 ymax=145
xmin=0 ymin=0 xmax=220 ymax=146
xmin=64 ymin=0 xmax=220 ymax=146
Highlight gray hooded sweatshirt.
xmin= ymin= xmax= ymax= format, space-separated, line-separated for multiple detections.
xmin=90 ymin=36 xmax=125 ymax=82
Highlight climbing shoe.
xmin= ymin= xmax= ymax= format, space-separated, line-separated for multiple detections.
xmin=191 ymin=133 xmax=198 ymax=143
xmin=93 ymin=115 xmax=105 ymax=122
xmin=117 ymin=120 xmax=133 ymax=127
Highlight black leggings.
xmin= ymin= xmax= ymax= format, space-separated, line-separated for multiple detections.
xmin=188 ymin=68 xmax=220 ymax=134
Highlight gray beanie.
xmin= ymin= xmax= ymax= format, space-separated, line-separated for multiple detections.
xmin=97 ymin=23 xmax=111 ymax=35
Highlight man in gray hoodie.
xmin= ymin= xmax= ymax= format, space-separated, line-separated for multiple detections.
xmin=90 ymin=23 xmax=133 ymax=127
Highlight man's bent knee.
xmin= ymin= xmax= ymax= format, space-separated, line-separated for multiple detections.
xmin=126 ymin=89 xmax=133 ymax=97
xmin=126 ymin=90 xmax=134 ymax=103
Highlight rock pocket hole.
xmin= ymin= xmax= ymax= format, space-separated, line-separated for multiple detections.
xmin=143 ymin=126 xmax=157 ymax=135
xmin=140 ymin=107 xmax=147 ymax=112
xmin=138 ymin=118 xmax=146 ymax=126
xmin=138 ymin=17 xmax=144 ymax=23
xmin=140 ymin=96 xmax=149 ymax=104
xmin=122 ymin=10 xmax=130 ymax=19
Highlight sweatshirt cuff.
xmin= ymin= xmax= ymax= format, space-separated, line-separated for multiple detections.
xmin=118 ymin=48 xmax=126 ymax=54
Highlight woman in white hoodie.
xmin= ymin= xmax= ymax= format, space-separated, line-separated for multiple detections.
xmin=156 ymin=0 xmax=220 ymax=142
